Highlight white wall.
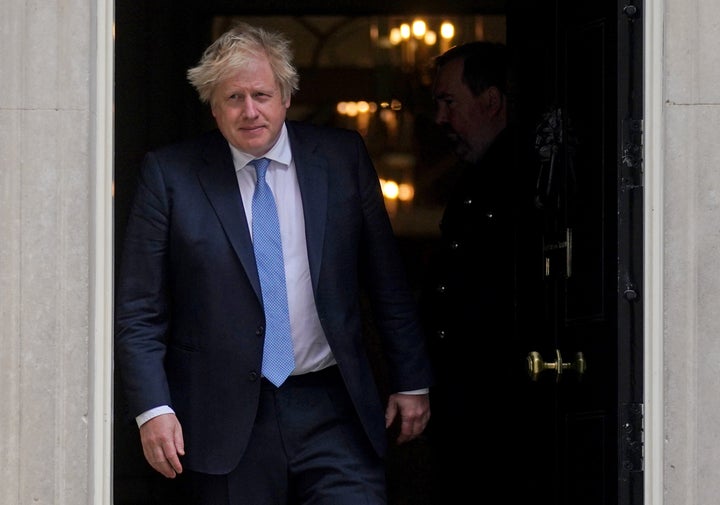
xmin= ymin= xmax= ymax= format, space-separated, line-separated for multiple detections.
xmin=662 ymin=0 xmax=720 ymax=503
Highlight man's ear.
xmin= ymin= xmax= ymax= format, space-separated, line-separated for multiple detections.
xmin=485 ymin=86 xmax=504 ymax=114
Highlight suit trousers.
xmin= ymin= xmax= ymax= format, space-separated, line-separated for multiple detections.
xmin=181 ymin=365 xmax=386 ymax=505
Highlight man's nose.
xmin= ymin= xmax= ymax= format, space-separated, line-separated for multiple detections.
xmin=434 ymin=108 xmax=447 ymax=125
xmin=242 ymin=97 xmax=258 ymax=117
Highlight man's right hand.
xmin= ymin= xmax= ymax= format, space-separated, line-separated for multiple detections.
xmin=139 ymin=413 xmax=185 ymax=478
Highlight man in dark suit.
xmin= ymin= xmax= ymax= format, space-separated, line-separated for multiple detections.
xmin=420 ymin=41 xmax=544 ymax=503
xmin=114 ymin=22 xmax=432 ymax=504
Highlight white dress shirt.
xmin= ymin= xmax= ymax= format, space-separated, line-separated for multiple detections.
xmin=231 ymin=124 xmax=336 ymax=375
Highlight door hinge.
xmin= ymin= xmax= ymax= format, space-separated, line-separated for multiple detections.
xmin=622 ymin=3 xmax=640 ymax=21
xmin=621 ymin=119 xmax=643 ymax=189
xmin=620 ymin=402 xmax=644 ymax=475
xmin=620 ymin=119 xmax=643 ymax=189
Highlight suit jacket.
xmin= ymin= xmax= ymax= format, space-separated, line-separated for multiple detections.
xmin=419 ymin=125 xmax=544 ymax=464
xmin=115 ymin=121 xmax=433 ymax=474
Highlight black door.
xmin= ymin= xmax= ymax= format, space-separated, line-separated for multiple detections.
xmin=509 ymin=1 xmax=644 ymax=504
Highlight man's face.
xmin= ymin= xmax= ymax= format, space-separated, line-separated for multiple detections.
xmin=211 ymin=54 xmax=290 ymax=157
xmin=433 ymin=58 xmax=497 ymax=163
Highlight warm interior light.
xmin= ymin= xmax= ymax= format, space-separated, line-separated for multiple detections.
xmin=411 ymin=19 xmax=427 ymax=39
xmin=345 ymin=102 xmax=359 ymax=117
xmin=424 ymin=30 xmax=437 ymax=46
xmin=398 ymin=183 xmax=415 ymax=202
xmin=337 ymin=100 xmax=378 ymax=117
xmin=440 ymin=21 xmax=455 ymax=40
xmin=389 ymin=27 xmax=402 ymax=45
xmin=400 ymin=23 xmax=411 ymax=40
xmin=369 ymin=23 xmax=379 ymax=43
xmin=382 ymin=180 xmax=400 ymax=200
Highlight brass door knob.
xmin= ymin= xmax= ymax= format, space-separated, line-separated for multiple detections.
xmin=527 ymin=350 xmax=586 ymax=381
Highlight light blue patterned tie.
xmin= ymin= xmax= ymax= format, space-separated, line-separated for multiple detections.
xmin=250 ymin=157 xmax=295 ymax=386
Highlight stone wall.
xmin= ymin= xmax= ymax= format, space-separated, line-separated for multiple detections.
xmin=0 ymin=0 xmax=97 ymax=503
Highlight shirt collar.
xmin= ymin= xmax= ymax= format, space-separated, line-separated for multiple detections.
xmin=229 ymin=123 xmax=292 ymax=172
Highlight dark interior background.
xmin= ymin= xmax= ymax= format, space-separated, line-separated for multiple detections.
xmin=113 ymin=2 xmax=523 ymax=504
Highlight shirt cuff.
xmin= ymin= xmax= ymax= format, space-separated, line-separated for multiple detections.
xmin=398 ymin=388 xmax=429 ymax=395
xmin=135 ymin=405 xmax=175 ymax=428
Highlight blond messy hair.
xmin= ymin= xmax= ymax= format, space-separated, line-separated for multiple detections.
xmin=187 ymin=22 xmax=300 ymax=105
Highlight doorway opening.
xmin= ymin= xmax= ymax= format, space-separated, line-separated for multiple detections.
xmin=112 ymin=2 xmax=643 ymax=504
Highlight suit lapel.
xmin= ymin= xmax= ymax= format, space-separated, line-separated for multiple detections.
xmin=287 ymin=123 xmax=328 ymax=291
xmin=195 ymin=130 xmax=262 ymax=299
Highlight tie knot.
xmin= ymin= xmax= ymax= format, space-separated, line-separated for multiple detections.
xmin=250 ymin=158 xmax=271 ymax=180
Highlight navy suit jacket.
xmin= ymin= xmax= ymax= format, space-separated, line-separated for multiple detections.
xmin=115 ymin=120 xmax=433 ymax=474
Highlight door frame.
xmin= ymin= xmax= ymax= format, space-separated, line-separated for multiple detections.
xmin=642 ymin=0 xmax=664 ymax=502
xmin=90 ymin=1 xmax=665 ymax=504
xmin=92 ymin=0 xmax=115 ymax=503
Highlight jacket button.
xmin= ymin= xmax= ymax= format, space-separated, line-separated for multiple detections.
xmin=249 ymin=371 xmax=259 ymax=381
xmin=256 ymin=325 xmax=264 ymax=336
